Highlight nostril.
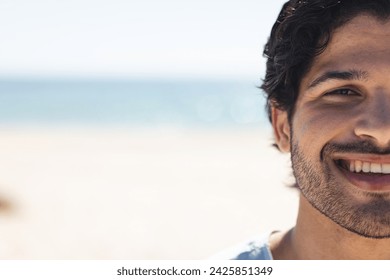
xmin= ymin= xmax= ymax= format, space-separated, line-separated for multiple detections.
xmin=354 ymin=122 xmax=390 ymax=147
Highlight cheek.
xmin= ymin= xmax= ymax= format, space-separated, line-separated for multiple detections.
xmin=292 ymin=107 xmax=353 ymax=154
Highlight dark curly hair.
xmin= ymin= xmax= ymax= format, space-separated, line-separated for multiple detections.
xmin=262 ymin=0 xmax=390 ymax=122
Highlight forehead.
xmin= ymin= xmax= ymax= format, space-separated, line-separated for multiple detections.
xmin=301 ymin=14 xmax=390 ymax=88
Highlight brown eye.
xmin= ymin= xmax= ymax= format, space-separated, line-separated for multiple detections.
xmin=325 ymin=88 xmax=358 ymax=96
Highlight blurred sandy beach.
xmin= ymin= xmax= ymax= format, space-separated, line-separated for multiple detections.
xmin=0 ymin=0 xmax=291 ymax=260
xmin=0 ymin=125 xmax=297 ymax=259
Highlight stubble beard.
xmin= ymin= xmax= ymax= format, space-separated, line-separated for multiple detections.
xmin=291 ymin=141 xmax=390 ymax=239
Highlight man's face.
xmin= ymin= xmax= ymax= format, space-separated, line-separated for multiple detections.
xmin=275 ymin=14 xmax=390 ymax=238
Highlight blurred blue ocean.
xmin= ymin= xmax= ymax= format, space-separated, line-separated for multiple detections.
xmin=0 ymin=79 xmax=268 ymax=127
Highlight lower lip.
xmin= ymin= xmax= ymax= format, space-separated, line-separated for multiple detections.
xmin=337 ymin=163 xmax=390 ymax=192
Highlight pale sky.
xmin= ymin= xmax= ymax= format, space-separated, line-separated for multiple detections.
xmin=0 ymin=0 xmax=286 ymax=79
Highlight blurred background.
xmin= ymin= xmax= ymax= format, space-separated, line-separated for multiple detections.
xmin=0 ymin=0 xmax=298 ymax=259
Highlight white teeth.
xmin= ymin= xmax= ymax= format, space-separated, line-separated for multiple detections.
xmin=349 ymin=161 xmax=355 ymax=172
xmin=355 ymin=161 xmax=362 ymax=172
xmin=370 ymin=163 xmax=382 ymax=173
xmin=383 ymin=164 xmax=390 ymax=174
xmin=362 ymin=162 xmax=370 ymax=173
xmin=345 ymin=160 xmax=390 ymax=174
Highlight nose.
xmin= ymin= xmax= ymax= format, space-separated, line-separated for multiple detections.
xmin=354 ymin=93 xmax=390 ymax=147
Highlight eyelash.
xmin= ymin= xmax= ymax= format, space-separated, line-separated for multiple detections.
xmin=324 ymin=88 xmax=359 ymax=96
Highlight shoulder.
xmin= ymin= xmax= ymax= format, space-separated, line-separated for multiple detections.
xmin=209 ymin=232 xmax=275 ymax=260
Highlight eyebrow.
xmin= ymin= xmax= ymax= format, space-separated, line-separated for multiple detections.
xmin=308 ymin=69 xmax=369 ymax=89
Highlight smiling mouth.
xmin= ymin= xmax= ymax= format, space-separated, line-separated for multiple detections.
xmin=335 ymin=158 xmax=390 ymax=192
xmin=337 ymin=159 xmax=390 ymax=174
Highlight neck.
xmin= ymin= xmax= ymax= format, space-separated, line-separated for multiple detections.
xmin=273 ymin=193 xmax=390 ymax=259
